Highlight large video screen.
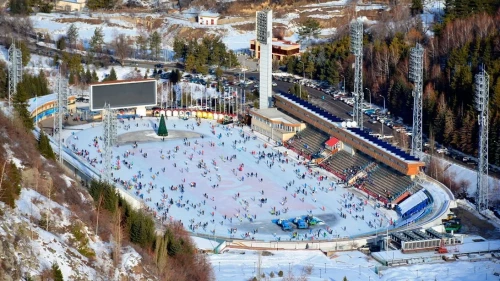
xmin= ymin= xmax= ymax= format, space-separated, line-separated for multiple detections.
xmin=90 ymin=79 xmax=157 ymax=111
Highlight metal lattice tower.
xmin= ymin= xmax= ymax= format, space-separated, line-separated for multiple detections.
xmin=102 ymin=104 xmax=117 ymax=183
xmin=8 ymin=41 xmax=23 ymax=108
xmin=52 ymin=74 xmax=69 ymax=164
xmin=475 ymin=69 xmax=489 ymax=212
xmin=409 ymin=43 xmax=424 ymax=160
xmin=350 ymin=20 xmax=364 ymax=129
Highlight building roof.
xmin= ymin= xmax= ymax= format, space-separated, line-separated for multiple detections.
xmin=199 ymin=11 xmax=220 ymax=18
xmin=250 ymin=108 xmax=302 ymax=125
xmin=397 ymin=189 xmax=428 ymax=215
xmin=58 ymin=0 xmax=84 ymax=4
xmin=250 ymin=38 xmax=300 ymax=48
xmin=325 ymin=137 xmax=339 ymax=147
xmin=276 ymin=92 xmax=422 ymax=164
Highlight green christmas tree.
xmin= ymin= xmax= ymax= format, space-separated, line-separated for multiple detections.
xmin=157 ymin=114 xmax=168 ymax=136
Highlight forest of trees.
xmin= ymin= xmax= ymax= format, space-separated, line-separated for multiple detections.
xmin=284 ymin=6 xmax=500 ymax=166
xmin=88 ymin=180 xmax=214 ymax=280
xmin=173 ymin=36 xmax=239 ymax=74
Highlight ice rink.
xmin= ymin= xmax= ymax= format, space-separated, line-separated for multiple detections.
xmin=66 ymin=116 xmax=399 ymax=241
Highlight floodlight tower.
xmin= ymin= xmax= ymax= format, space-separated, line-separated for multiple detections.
xmin=53 ymin=75 xmax=69 ymax=164
xmin=8 ymin=41 xmax=23 ymax=108
xmin=102 ymin=103 xmax=118 ymax=183
xmin=409 ymin=43 xmax=424 ymax=160
xmin=350 ymin=20 xmax=364 ymax=129
xmin=256 ymin=9 xmax=273 ymax=109
xmin=475 ymin=68 xmax=490 ymax=212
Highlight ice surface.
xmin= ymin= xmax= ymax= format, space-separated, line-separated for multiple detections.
xmin=66 ymin=117 xmax=399 ymax=241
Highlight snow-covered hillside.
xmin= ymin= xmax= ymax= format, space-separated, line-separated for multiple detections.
xmin=0 ymin=136 xmax=153 ymax=280
xmin=0 ymin=186 xmax=147 ymax=280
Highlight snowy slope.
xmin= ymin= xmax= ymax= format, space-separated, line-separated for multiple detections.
xmin=3 ymin=188 xmax=149 ymax=280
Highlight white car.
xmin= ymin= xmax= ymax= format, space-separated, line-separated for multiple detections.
xmin=437 ymin=148 xmax=449 ymax=154
xmin=272 ymin=82 xmax=277 ymax=86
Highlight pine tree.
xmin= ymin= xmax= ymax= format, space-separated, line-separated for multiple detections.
xmin=56 ymin=37 xmax=67 ymax=51
xmin=66 ymin=23 xmax=79 ymax=50
xmin=109 ymin=67 xmax=117 ymax=81
xmin=17 ymin=41 xmax=31 ymax=67
xmin=52 ymin=263 xmax=64 ymax=281
xmin=38 ymin=131 xmax=56 ymax=160
xmin=85 ymin=67 xmax=92 ymax=84
xmin=13 ymin=82 xmax=33 ymax=130
xmin=68 ymin=72 xmax=75 ymax=85
xmin=411 ymin=0 xmax=424 ymax=15
xmin=185 ymin=54 xmax=196 ymax=73
xmin=0 ymin=161 xmax=22 ymax=208
xmin=0 ymin=61 xmax=7 ymax=99
xmin=157 ymin=114 xmax=168 ymax=136
xmin=89 ymin=27 xmax=104 ymax=57
xmin=8 ymin=0 xmax=30 ymax=14
xmin=91 ymin=70 xmax=99 ymax=83
xmin=149 ymin=31 xmax=162 ymax=60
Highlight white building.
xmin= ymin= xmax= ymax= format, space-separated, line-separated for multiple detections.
xmin=198 ymin=12 xmax=220 ymax=25
xmin=256 ymin=9 xmax=273 ymax=109
xmin=55 ymin=0 xmax=86 ymax=11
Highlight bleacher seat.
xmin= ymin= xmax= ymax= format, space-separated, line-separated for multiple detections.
xmin=278 ymin=93 xmax=418 ymax=203
xmin=287 ymin=127 xmax=329 ymax=157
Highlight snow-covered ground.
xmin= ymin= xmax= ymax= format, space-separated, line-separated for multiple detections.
xmin=30 ymin=13 xmax=138 ymax=42
xmin=304 ymin=0 xmax=348 ymax=8
xmin=1 ymin=187 xmax=147 ymax=280
xmin=210 ymin=249 xmax=500 ymax=281
xmin=24 ymin=0 xmax=391 ymax=54
xmin=422 ymin=0 xmax=445 ymax=35
xmin=65 ymin=117 xmax=402 ymax=241
xmin=438 ymin=156 xmax=500 ymax=203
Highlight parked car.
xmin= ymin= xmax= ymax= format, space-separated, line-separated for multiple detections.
xmin=155 ymin=63 xmax=164 ymax=68
xmin=437 ymin=148 xmax=449 ymax=154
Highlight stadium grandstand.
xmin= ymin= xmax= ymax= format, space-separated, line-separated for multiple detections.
xmin=285 ymin=126 xmax=329 ymax=160
xmin=273 ymin=92 xmax=426 ymax=208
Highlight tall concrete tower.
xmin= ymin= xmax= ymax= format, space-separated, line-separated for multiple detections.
xmin=256 ymin=9 xmax=272 ymax=109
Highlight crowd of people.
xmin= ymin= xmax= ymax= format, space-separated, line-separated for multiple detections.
xmin=67 ymin=116 xmax=396 ymax=241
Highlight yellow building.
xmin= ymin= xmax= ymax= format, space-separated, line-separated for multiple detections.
xmin=250 ymin=38 xmax=300 ymax=61
xmin=249 ymin=108 xmax=305 ymax=144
